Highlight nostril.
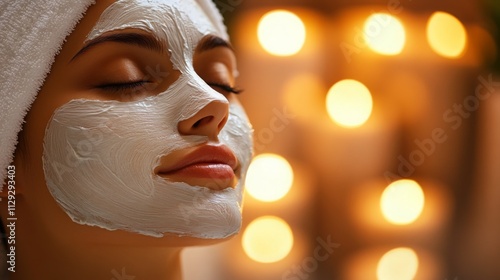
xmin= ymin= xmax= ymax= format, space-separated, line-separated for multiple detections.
xmin=193 ymin=116 xmax=214 ymax=128
xmin=177 ymin=101 xmax=229 ymax=139
xmin=218 ymin=116 xmax=228 ymax=131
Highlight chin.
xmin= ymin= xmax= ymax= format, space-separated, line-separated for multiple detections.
xmin=82 ymin=225 xmax=241 ymax=248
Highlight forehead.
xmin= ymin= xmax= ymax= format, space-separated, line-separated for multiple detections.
xmin=88 ymin=0 xmax=224 ymax=48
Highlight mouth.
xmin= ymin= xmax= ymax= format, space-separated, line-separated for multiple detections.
xmin=155 ymin=144 xmax=239 ymax=190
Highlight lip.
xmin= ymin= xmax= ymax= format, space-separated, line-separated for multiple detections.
xmin=155 ymin=144 xmax=239 ymax=190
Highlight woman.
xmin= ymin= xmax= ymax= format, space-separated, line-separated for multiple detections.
xmin=0 ymin=0 xmax=253 ymax=279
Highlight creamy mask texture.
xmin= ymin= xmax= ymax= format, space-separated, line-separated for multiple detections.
xmin=42 ymin=0 xmax=253 ymax=239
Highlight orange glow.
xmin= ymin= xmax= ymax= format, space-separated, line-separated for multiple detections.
xmin=326 ymin=79 xmax=373 ymax=128
xmin=257 ymin=10 xmax=306 ymax=56
xmin=427 ymin=12 xmax=467 ymax=58
xmin=380 ymin=179 xmax=425 ymax=225
xmin=363 ymin=13 xmax=406 ymax=55
xmin=245 ymin=154 xmax=294 ymax=202
xmin=377 ymin=247 xmax=419 ymax=280
xmin=242 ymin=216 xmax=294 ymax=263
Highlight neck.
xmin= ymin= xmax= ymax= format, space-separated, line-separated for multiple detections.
xmin=9 ymin=198 xmax=184 ymax=280
xmin=15 ymin=235 xmax=183 ymax=280
xmin=16 ymin=239 xmax=183 ymax=280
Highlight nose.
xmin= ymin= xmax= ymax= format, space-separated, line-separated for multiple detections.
xmin=177 ymin=100 xmax=229 ymax=140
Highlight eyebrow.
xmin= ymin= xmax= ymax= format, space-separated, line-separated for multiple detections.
xmin=70 ymin=32 xmax=167 ymax=62
xmin=196 ymin=35 xmax=234 ymax=53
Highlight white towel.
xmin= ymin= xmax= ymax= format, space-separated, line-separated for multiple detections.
xmin=0 ymin=0 xmax=229 ymax=185
xmin=0 ymin=0 xmax=96 ymax=184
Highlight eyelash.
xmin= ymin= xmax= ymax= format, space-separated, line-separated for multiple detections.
xmin=207 ymin=82 xmax=243 ymax=94
xmin=97 ymin=81 xmax=243 ymax=95
xmin=97 ymin=81 xmax=149 ymax=92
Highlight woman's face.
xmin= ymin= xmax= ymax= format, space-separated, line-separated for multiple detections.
xmin=15 ymin=0 xmax=252 ymax=244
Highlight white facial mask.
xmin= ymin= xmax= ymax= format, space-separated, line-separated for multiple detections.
xmin=42 ymin=0 xmax=253 ymax=239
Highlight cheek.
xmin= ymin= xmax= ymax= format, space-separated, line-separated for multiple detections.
xmin=221 ymin=101 xmax=254 ymax=176
xmin=42 ymin=95 xmax=206 ymax=191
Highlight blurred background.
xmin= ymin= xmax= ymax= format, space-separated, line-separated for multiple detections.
xmin=183 ymin=0 xmax=500 ymax=279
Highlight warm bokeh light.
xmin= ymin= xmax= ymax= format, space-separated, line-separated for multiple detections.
xmin=245 ymin=153 xmax=294 ymax=202
xmin=363 ymin=13 xmax=406 ymax=55
xmin=242 ymin=216 xmax=294 ymax=263
xmin=326 ymin=79 xmax=373 ymax=128
xmin=426 ymin=11 xmax=467 ymax=58
xmin=380 ymin=179 xmax=425 ymax=225
xmin=377 ymin=247 xmax=419 ymax=280
xmin=257 ymin=10 xmax=306 ymax=56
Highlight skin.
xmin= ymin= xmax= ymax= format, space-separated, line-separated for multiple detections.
xmin=0 ymin=0 xmax=243 ymax=279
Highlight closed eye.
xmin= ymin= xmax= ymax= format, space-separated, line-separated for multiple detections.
xmin=97 ymin=80 xmax=150 ymax=92
xmin=207 ymin=82 xmax=243 ymax=94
